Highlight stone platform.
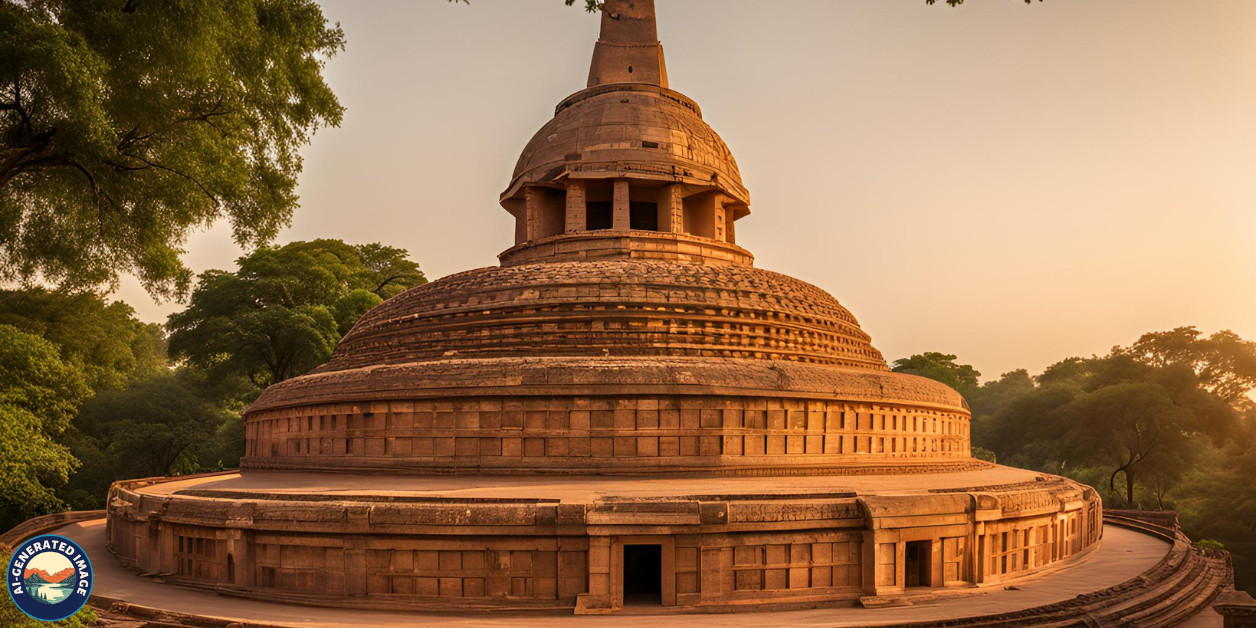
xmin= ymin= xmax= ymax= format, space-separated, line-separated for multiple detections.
xmin=106 ymin=466 xmax=1102 ymax=614
xmin=126 ymin=464 xmax=1046 ymax=500
xmin=65 ymin=518 xmax=1185 ymax=627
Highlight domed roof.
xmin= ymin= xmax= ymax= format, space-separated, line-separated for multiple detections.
xmin=502 ymin=84 xmax=750 ymax=206
xmin=500 ymin=0 xmax=748 ymax=208
xmin=313 ymin=259 xmax=886 ymax=375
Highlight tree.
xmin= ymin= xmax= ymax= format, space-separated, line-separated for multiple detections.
xmin=1056 ymin=383 xmax=1194 ymax=507
xmin=71 ymin=373 xmax=227 ymax=488
xmin=0 ymin=0 xmax=345 ymax=298
xmin=1118 ymin=327 xmax=1256 ymax=406
xmin=1178 ymin=414 xmax=1256 ymax=594
xmin=968 ymin=369 xmax=1035 ymax=418
xmin=0 ymin=288 xmax=167 ymax=389
xmin=167 ymin=239 xmax=425 ymax=399
xmin=0 ymin=324 xmax=89 ymax=531
xmin=892 ymin=352 xmax=981 ymax=398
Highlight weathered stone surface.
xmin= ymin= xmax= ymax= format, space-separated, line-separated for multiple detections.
xmin=99 ymin=0 xmax=1132 ymax=617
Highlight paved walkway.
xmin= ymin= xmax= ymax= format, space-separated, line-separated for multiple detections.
xmin=57 ymin=518 xmax=1169 ymax=627
xmin=136 ymin=466 xmax=1046 ymax=501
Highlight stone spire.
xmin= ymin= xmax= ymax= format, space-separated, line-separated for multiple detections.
xmin=587 ymin=0 xmax=669 ymax=88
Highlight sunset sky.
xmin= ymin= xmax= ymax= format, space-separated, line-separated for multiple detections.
xmin=112 ymin=0 xmax=1256 ymax=381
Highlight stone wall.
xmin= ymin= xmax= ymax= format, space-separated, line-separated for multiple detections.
xmin=243 ymin=394 xmax=971 ymax=474
xmin=105 ymin=474 xmax=1101 ymax=613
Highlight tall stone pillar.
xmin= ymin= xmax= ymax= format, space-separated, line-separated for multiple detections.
xmin=566 ymin=180 xmax=587 ymax=233
xmin=612 ymin=181 xmax=631 ymax=231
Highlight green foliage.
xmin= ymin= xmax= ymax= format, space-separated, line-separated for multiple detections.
xmin=0 ymin=325 xmax=89 ymax=531
xmin=0 ymin=0 xmax=345 ymax=298
xmin=167 ymin=239 xmax=425 ymax=399
xmin=971 ymin=446 xmax=997 ymax=464
xmin=956 ymin=328 xmax=1255 ymax=593
xmin=0 ymin=561 xmax=97 ymax=627
xmin=1056 ymin=382 xmax=1198 ymax=506
xmin=1117 ymin=326 xmax=1256 ymax=406
xmin=0 ymin=288 xmax=168 ymax=389
xmin=1175 ymin=417 xmax=1256 ymax=593
xmin=967 ymin=369 xmax=1035 ymax=418
xmin=60 ymin=372 xmax=228 ymax=507
xmin=892 ymin=352 xmax=981 ymax=398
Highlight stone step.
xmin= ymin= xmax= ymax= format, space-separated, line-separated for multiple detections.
xmin=1095 ymin=551 xmax=1206 ymax=620
xmin=1132 ymin=563 xmax=1226 ymax=628
xmin=1118 ymin=557 xmax=1216 ymax=627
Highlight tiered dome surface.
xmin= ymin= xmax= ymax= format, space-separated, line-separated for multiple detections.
xmin=321 ymin=259 xmax=886 ymax=373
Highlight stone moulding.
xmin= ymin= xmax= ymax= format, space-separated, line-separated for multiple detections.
xmin=250 ymin=358 xmax=964 ymax=414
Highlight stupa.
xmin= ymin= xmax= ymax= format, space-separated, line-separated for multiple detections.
xmin=103 ymin=0 xmax=1110 ymax=615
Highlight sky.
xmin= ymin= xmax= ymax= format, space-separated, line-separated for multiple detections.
xmin=112 ymin=0 xmax=1256 ymax=382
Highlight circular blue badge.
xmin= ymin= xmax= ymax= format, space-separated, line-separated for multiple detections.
xmin=6 ymin=535 xmax=93 ymax=622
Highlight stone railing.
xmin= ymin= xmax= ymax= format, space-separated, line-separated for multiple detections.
xmin=0 ymin=510 xmax=105 ymax=552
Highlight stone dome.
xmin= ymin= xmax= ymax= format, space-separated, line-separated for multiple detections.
xmin=313 ymin=259 xmax=885 ymax=375
xmin=240 ymin=0 xmax=973 ymax=477
xmin=501 ymin=84 xmax=750 ymax=208
xmin=102 ymin=4 xmax=1128 ymax=620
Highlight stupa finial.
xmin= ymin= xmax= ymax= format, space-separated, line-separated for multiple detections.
xmin=587 ymin=0 xmax=669 ymax=88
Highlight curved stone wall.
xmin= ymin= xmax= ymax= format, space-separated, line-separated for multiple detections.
xmin=104 ymin=471 xmax=1103 ymax=613
xmin=244 ymin=358 xmax=970 ymax=475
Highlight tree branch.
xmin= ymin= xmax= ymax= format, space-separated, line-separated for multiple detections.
xmin=120 ymin=153 xmax=220 ymax=206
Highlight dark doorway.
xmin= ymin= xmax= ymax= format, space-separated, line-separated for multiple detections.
xmin=623 ymin=544 xmax=662 ymax=604
xmin=587 ymin=201 xmax=614 ymax=230
xmin=905 ymin=541 xmax=932 ymax=588
xmin=629 ymin=202 xmax=659 ymax=231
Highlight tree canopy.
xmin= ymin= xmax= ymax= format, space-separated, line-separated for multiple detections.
xmin=892 ymin=352 xmax=981 ymax=398
xmin=167 ymin=239 xmax=426 ymax=399
xmin=0 ymin=0 xmax=345 ymax=298
xmin=73 ymin=372 xmax=229 ymax=483
xmin=0 ymin=288 xmax=166 ymax=389
xmin=0 ymin=324 xmax=89 ymax=530
xmin=1117 ymin=326 xmax=1256 ymax=406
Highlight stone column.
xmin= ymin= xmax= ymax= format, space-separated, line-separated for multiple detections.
xmin=575 ymin=537 xmax=614 ymax=614
xmin=712 ymin=195 xmax=727 ymax=243
xmin=612 ymin=180 xmax=631 ymax=231
xmin=664 ymin=184 xmax=684 ymax=233
xmin=566 ymin=180 xmax=587 ymax=233
xmin=525 ymin=186 xmax=543 ymax=241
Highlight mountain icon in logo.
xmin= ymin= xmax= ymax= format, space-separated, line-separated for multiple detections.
xmin=7 ymin=535 xmax=93 ymax=619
